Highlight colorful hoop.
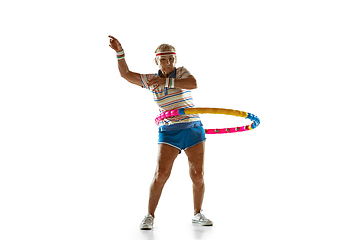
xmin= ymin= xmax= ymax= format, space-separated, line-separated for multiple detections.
xmin=155 ymin=108 xmax=260 ymax=134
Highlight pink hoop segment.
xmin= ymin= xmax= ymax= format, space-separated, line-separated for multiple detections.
xmin=155 ymin=109 xmax=180 ymax=125
xmin=155 ymin=108 xmax=260 ymax=134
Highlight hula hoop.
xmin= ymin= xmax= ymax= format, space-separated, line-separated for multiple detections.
xmin=155 ymin=108 xmax=260 ymax=134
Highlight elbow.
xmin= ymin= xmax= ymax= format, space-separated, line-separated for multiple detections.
xmin=120 ymin=71 xmax=127 ymax=79
xmin=185 ymin=76 xmax=197 ymax=89
xmin=120 ymin=72 xmax=131 ymax=82
xmin=192 ymin=79 xmax=198 ymax=89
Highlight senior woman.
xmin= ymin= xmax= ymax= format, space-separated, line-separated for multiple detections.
xmin=108 ymin=35 xmax=212 ymax=230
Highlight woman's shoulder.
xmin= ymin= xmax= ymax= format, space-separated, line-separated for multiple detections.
xmin=176 ymin=66 xmax=187 ymax=71
xmin=176 ymin=66 xmax=191 ymax=78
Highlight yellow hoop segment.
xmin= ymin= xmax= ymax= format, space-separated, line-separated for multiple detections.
xmin=184 ymin=108 xmax=248 ymax=118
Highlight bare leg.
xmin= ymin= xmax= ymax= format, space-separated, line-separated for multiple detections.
xmin=148 ymin=144 xmax=179 ymax=218
xmin=185 ymin=141 xmax=205 ymax=215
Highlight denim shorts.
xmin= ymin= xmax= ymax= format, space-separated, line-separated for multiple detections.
xmin=158 ymin=126 xmax=206 ymax=153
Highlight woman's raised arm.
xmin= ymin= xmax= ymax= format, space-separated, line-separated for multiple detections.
xmin=108 ymin=35 xmax=143 ymax=87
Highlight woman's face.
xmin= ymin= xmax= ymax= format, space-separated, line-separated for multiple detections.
xmin=158 ymin=55 xmax=176 ymax=75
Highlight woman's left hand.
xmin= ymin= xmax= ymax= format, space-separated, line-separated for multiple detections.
xmin=148 ymin=77 xmax=166 ymax=91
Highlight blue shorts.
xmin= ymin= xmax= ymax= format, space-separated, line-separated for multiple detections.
xmin=158 ymin=126 xmax=206 ymax=153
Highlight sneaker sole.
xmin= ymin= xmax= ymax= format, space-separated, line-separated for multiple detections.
xmin=192 ymin=220 xmax=213 ymax=226
xmin=140 ymin=227 xmax=152 ymax=230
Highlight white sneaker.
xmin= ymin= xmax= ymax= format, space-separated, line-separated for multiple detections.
xmin=192 ymin=210 xmax=213 ymax=226
xmin=140 ymin=214 xmax=154 ymax=230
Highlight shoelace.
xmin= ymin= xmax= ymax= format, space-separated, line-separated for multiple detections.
xmin=196 ymin=211 xmax=209 ymax=222
xmin=143 ymin=216 xmax=153 ymax=225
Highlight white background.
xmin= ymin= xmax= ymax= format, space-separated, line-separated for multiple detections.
xmin=1 ymin=0 xmax=359 ymax=239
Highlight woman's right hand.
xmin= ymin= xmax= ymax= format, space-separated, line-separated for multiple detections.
xmin=108 ymin=35 xmax=123 ymax=52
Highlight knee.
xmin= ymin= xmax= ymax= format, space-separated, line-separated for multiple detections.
xmin=190 ymin=170 xmax=204 ymax=186
xmin=154 ymin=170 xmax=171 ymax=183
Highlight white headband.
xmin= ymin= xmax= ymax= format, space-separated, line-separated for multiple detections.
xmin=155 ymin=51 xmax=176 ymax=57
